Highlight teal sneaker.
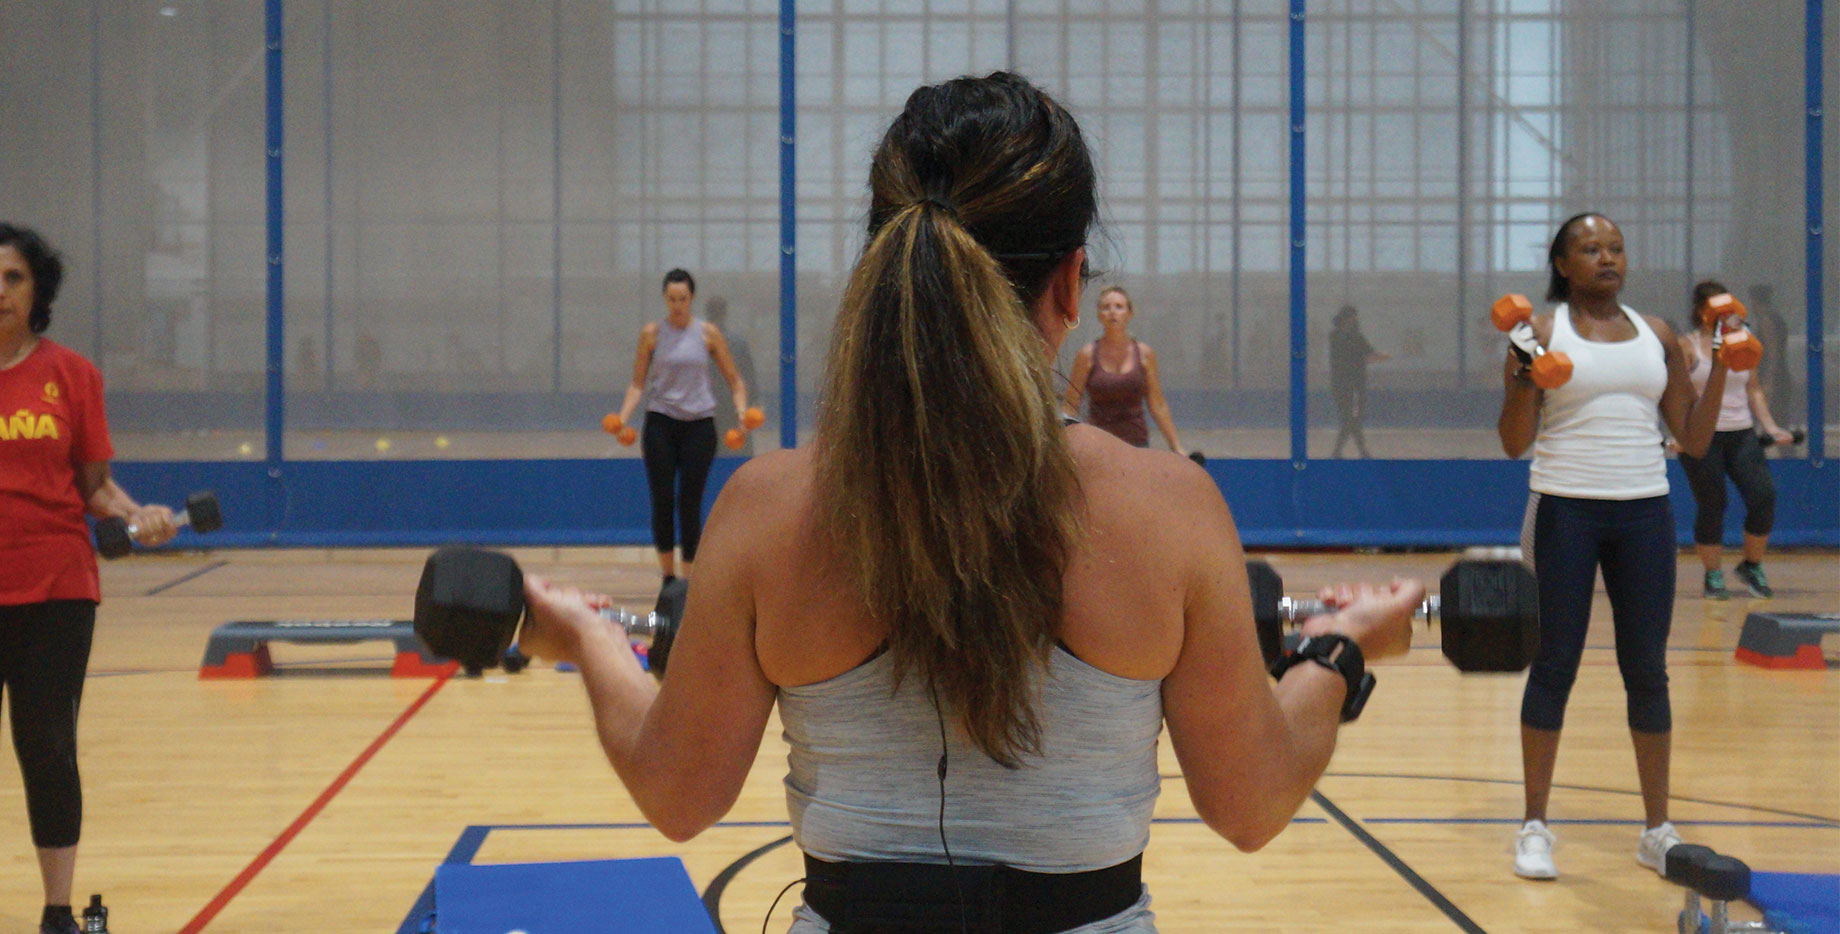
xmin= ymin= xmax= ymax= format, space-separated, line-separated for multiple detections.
xmin=1702 ymin=570 xmax=1732 ymax=600
xmin=1733 ymin=561 xmax=1774 ymax=598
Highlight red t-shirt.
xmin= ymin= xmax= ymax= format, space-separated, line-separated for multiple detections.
xmin=0 ymin=339 xmax=113 ymax=605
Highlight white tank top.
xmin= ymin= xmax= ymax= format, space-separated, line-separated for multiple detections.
xmin=1686 ymin=332 xmax=1754 ymax=432
xmin=1528 ymin=303 xmax=1670 ymax=500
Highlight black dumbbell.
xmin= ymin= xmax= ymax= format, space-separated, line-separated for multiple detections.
xmin=1247 ymin=558 xmax=1540 ymax=673
xmin=94 ymin=491 xmax=223 ymax=559
xmin=1667 ymin=845 xmax=1774 ymax=934
xmin=1188 ymin=451 xmax=1206 ymax=466
xmin=1759 ymin=427 xmax=1806 ymax=448
xmin=412 ymin=547 xmax=682 ymax=677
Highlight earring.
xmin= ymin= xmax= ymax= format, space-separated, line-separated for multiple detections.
xmin=1065 ymin=316 xmax=1080 ymax=329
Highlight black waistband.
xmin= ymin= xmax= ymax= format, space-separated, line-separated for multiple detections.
xmin=801 ymin=852 xmax=1143 ymax=934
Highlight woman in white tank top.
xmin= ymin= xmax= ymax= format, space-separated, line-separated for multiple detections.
xmin=1675 ymin=279 xmax=1798 ymax=599
xmin=1496 ymin=213 xmax=1725 ymax=884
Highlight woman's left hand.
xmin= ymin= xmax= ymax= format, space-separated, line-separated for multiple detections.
xmin=129 ymin=505 xmax=179 ymax=546
xmin=1767 ymin=427 xmax=1794 ymax=444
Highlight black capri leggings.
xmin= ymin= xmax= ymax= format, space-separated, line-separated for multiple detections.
xmin=1520 ymin=494 xmax=1675 ymax=734
xmin=1678 ymin=429 xmax=1776 ymax=545
xmin=0 ymin=599 xmax=96 ymax=849
xmin=641 ymin=412 xmax=718 ymax=561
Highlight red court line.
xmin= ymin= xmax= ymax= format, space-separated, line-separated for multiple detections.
xmin=178 ymin=664 xmax=457 ymax=934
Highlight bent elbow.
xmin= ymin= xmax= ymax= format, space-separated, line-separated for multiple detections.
xmin=1222 ymin=819 xmax=1285 ymax=854
xmin=654 ymin=820 xmax=704 ymax=844
xmin=1199 ymin=806 xmax=1287 ymax=854
xmin=644 ymin=806 xmax=713 ymax=844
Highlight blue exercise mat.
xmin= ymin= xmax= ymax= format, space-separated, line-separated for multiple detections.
xmin=433 ymin=856 xmax=719 ymax=934
xmin=1749 ymin=871 xmax=1840 ymax=934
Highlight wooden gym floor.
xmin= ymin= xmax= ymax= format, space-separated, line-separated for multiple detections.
xmin=0 ymin=547 xmax=1834 ymax=932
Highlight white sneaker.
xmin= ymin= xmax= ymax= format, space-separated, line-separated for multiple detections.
xmin=1514 ymin=820 xmax=1558 ymax=879
xmin=1636 ymin=821 xmax=1682 ymax=875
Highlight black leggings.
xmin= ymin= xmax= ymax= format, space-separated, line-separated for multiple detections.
xmin=0 ymin=600 xmax=96 ymax=848
xmin=641 ymin=413 xmax=718 ymax=561
xmin=1679 ymin=429 xmax=1776 ymax=545
xmin=1520 ymin=494 xmax=1674 ymax=734
xmin=1331 ymin=383 xmax=1369 ymax=457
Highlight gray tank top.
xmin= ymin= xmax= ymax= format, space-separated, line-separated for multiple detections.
xmin=779 ymin=645 xmax=1164 ymax=933
xmin=645 ymin=317 xmax=718 ymax=421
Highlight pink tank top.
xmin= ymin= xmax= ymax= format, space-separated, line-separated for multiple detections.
xmin=1085 ymin=340 xmax=1149 ymax=446
xmin=1687 ymin=332 xmax=1754 ymax=432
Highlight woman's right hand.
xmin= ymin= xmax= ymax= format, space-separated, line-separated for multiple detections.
xmin=1297 ymin=578 xmax=1425 ymax=662
xmin=519 ymin=574 xmax=620 ymax=666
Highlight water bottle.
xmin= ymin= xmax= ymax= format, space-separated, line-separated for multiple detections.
xmin=82 ymin=894 xmax=108 ymax=934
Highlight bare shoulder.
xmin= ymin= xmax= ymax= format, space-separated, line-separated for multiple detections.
xmin=1138 ymin=341 xmax=1159 ymax=363
xmin=714 ymin=448 xmax=813 ymax=542
xmin=702 ymin=321 xmax=724 ymax=341
xmin=1072 ymin=342 xmax=1095 ymax=362
xmin=639 ymin=321 xmax=660 ymax=341
xmin=1644 ymin=314 xmax=1679 ymax=345
xmin=720 ymin=449 xmax=808 ymax=510
xmin=1067 ymin=425 xmax=1218 ymax=526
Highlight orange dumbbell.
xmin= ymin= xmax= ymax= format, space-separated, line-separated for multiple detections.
xmin=743 ymin=407 xmax=766 ymax=430
xmin=724 ymin=428 xmax=746 ymax=450
xmin=1491 ymin=293 xmax=1535 ymax=332
xmin=1705 ymin=294 xmax=1762 ymax=372
xmin=1491 ymin=294 xmax=1573 ymax=390
xmin=601 ymin=413 xmax=637 ymax=446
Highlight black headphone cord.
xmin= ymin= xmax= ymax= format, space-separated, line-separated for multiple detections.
xmin=930 ymin=682 xmax=970 ymax=934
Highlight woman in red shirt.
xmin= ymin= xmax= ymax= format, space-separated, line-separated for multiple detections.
xmin=0 ymin=224 xmax=175 ymax=934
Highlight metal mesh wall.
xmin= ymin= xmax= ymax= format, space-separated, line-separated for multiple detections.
xmin=1303 ymin=0 xmax=1812 ymax=459
xmin=0 ymin=1 xmax=267 ymax=461
xmin=276 ymin=0 xmax=782 ymax=459
xmin=796 ymin=0 xmax=1294 ymax=457
xmin=0 ymin=0 xmax=1827 ymax=474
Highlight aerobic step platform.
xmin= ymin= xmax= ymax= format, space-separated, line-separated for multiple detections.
xmin=1734 ymin=612 xmax=1840 ymax=670
xmin=199 ymin=619 xmax=453 ymax=679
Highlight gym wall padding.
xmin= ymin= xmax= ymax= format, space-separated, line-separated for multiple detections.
xmin=111 ymin=458 xmax=1836 ymax=549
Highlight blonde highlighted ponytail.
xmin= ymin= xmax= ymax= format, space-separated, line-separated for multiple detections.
xmin=813 ymin=73 xmax=1096 ymax=766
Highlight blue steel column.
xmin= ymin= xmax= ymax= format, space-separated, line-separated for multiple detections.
xmin=264 ymin=0 xmax=286 ymax=531
xmin=1808 ymin=0 xmax=1826 ymax=463
xmin=779 ymin=0 xmax=798 ymax=449
xmin=1288 ymin=0 xmax=1307 ymax=466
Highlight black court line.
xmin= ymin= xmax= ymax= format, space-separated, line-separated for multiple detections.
xmin=1160 ymin=770 xmax=1840 ymax=826
xmin=143 ymin=559 xmax=228 ymax=596
xmin=703 ymin=834 xmax=795 ymax=934
xmin=1363 ymin=817 xmax=1836 ymax=829
xmin=1311 ymin=790 xmax=1488 ymax=934
xmin=1321 ymin=771 xmax=1840 ymax=826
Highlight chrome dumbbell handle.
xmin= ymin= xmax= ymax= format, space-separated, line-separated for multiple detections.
xmin=596 ymin=607 xmax=670 ymax=650
xmin=1507 ymin=322 xmax=1550 ymax=363
xmin=123 ymin=508 xmax=198 ymax=538
xmin=1277 ymin=595 xmax=1442 ymax=624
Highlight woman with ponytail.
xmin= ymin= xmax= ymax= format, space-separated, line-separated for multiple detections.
xmin=517 ymin=73 xmax=1419 ymax=932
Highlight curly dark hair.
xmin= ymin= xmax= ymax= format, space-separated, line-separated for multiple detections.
xmin=0 ymin=223 xmax=64 ymax=334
